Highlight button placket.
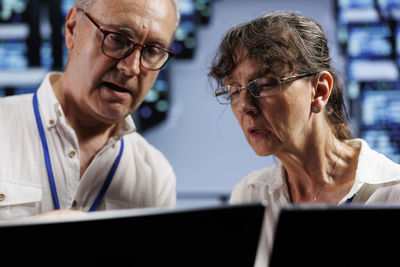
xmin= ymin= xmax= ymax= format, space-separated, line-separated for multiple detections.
xmin=68 ymin=150 xmax=76 ymax=159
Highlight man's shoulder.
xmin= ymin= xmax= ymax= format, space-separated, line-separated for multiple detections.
xmin=122 ymin=131 xmax=171 ymax=164
xmin=123 ymin=131 xmax=156 ymax=151
xmin=0 ymin=93 xmax=33 ymax=108
xmin=0 ymin=94 xmax=34 ymax=121
xmin=121 ymin=132 xmax=176 ymax=192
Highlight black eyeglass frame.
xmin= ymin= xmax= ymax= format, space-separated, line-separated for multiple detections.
xmin=213 ymin=72 xmax=318 ymax=105
xmin=79 ymin=9 xmax=175 ymax=71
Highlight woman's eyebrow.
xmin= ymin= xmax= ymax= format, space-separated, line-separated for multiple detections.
xmin=224 ymin=75 xmax=234 ymax=85
xmin=251 ymin=69 xmax=270 ymax=81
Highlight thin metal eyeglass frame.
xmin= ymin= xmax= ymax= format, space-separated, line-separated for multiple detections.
xmin=79 ymin=9 xmax=174 ymax=71
xmin=214 ymin=72 xmax=318 ymax=105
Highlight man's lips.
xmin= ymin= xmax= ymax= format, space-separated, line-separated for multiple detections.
xmin=103 ymin=82 xmax=132 ymax=95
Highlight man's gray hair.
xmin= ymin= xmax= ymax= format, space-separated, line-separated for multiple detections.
xmin=74 ymin=0 xmax=180 ymax=27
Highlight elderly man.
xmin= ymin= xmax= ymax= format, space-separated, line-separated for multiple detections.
xmin=0 ymin=0 xmax=179 ymax=219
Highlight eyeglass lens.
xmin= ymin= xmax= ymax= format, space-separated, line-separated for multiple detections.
xmin=216 ymin=77 xmax=281 ymax=104
xmin=102 ymin=32 xmax=170 ymax=70
xmin=82 ymin=11 xmax=171 ymax=71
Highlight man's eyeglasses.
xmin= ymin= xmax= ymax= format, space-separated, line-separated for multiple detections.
xmin=213 ymin=72 xmax=318 ymax=105
xmin=80 ymin=10 xmax=174 ymax=71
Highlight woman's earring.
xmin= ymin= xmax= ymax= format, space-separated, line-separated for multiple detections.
xmin=312 ymin=106 xmax=320 ymax=113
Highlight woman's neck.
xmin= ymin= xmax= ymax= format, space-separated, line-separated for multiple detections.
xmin=276 ymin=129 xmax=358 ymax=203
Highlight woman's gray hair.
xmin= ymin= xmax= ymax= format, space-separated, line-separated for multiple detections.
xmin=74 ymin=0 xmax=180 ymax=27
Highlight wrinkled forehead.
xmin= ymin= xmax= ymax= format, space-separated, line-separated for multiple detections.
xmin=223 ymin=47 xmax=269 ymax=81
xmin=230 ymin=44 xmax=295 ymax=79
xmin=89 ymin=0 xmax=177 ymax=46
xmin=224 ymin=57 xmax=270 ymax=85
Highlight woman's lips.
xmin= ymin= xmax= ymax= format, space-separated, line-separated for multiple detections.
xmin=247 ymin=127 xmax=270 ymax=140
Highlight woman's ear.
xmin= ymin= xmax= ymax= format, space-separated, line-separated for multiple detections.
xmin=65 ymin=6 xmax=80 ymax=50
xmin=311 ymin=71 xmax=333 ymax=113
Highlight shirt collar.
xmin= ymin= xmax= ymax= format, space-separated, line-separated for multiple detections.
xmin=244 ymin=139 xmax=400 ymax=199
xmin=351 ymin=138 xmax=400 ymax=184
xmin=36 ymin=72 xmax=63 ymax=128
xmin=36 ymin=72 xmax=136 ymax=137
xmin=245 ymin=159 xmax=284 ymax=193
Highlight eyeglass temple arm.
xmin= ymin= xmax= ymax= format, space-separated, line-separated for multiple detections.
xmin=214 ymin=91 xmax=228 ymax=97
xmin=279 ymin=72 xmax=319 ymax=83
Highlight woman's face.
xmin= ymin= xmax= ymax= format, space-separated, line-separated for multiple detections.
xmin=227 ymin=58 xmax=315 ymax=156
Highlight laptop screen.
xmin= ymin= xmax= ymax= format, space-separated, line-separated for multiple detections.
xmin=1 ymin=203 xmax=265 ymax=266
xmin=270 ymin=204 xmax=400 ymax=267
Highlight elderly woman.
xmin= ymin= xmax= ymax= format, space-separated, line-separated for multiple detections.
xmin=209 ymin=12 xmax=400 ymax=266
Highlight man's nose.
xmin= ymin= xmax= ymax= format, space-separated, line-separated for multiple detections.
xmin=116 ymin=47 xmax=142 ymax=76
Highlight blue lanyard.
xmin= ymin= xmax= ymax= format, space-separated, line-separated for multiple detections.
xmin=345 ymin=194 xmax=355 ymax=204
xmin=33 ymin=92 xmax=124 ymax=212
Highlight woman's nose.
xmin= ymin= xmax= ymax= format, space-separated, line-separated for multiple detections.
xmin=237 ymin=88 xmax=258 ymax=115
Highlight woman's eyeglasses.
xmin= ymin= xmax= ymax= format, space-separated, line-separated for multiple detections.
xmin=214 ymin=72 xmax=318 ymax=105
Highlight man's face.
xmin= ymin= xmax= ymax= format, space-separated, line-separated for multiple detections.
xmin=63 ymin=0 xmax=177 ymax=125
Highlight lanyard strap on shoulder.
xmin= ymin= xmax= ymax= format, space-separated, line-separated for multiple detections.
xmin=33 ymin=92 xmax=60 ymax=209
xmin=89 ymin=137 xmax=124 ymax=212
xmin=33 ymin=92 xmax=124 ymax=211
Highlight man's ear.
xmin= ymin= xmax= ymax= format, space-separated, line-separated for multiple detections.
xmin=311 ymin=71 xmax=333 ymax=112
xmin=65 ymin=6 xmax=80 ymax=50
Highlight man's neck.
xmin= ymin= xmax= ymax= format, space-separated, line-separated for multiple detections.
xmin=51 ymin=73 xmax=117 ymax=142
xmin=50 ymin=73 xmax=119 ymax=178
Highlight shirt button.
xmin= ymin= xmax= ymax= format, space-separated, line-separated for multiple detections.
xmin=0 ymin=193 xmax=5 ymax=201
xmin=72 ymin=200 xmax=77 ymax=208
xmin=68 ymin=150 xmax=76 ymax=158
xmin=49 ymin=119 xmax=55 ymax=126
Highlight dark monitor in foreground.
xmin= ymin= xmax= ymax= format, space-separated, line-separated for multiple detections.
xmin=1 ymin=203 xmax=265 ymax=266
xmin=270 ymin=205 xmax=400 ymax=267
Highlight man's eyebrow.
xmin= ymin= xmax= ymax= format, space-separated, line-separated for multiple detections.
xmin=113 ymin=25 xmax=137 ymax=38
xmin=96 ymin=19 xmax=136 ymax=38
xmin=106 ymin=24 xmax=169 ymax=48
xmin=146 ymin=39 xmax=168 ymax=48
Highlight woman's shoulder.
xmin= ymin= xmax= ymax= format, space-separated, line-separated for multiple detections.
xmin=241 ymin=165 xmax=281 ymax=185
xmin=230 ymin=163 xmax=282 ymax=204
xmin=355 ymin=138 xmax=400 ymax=182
